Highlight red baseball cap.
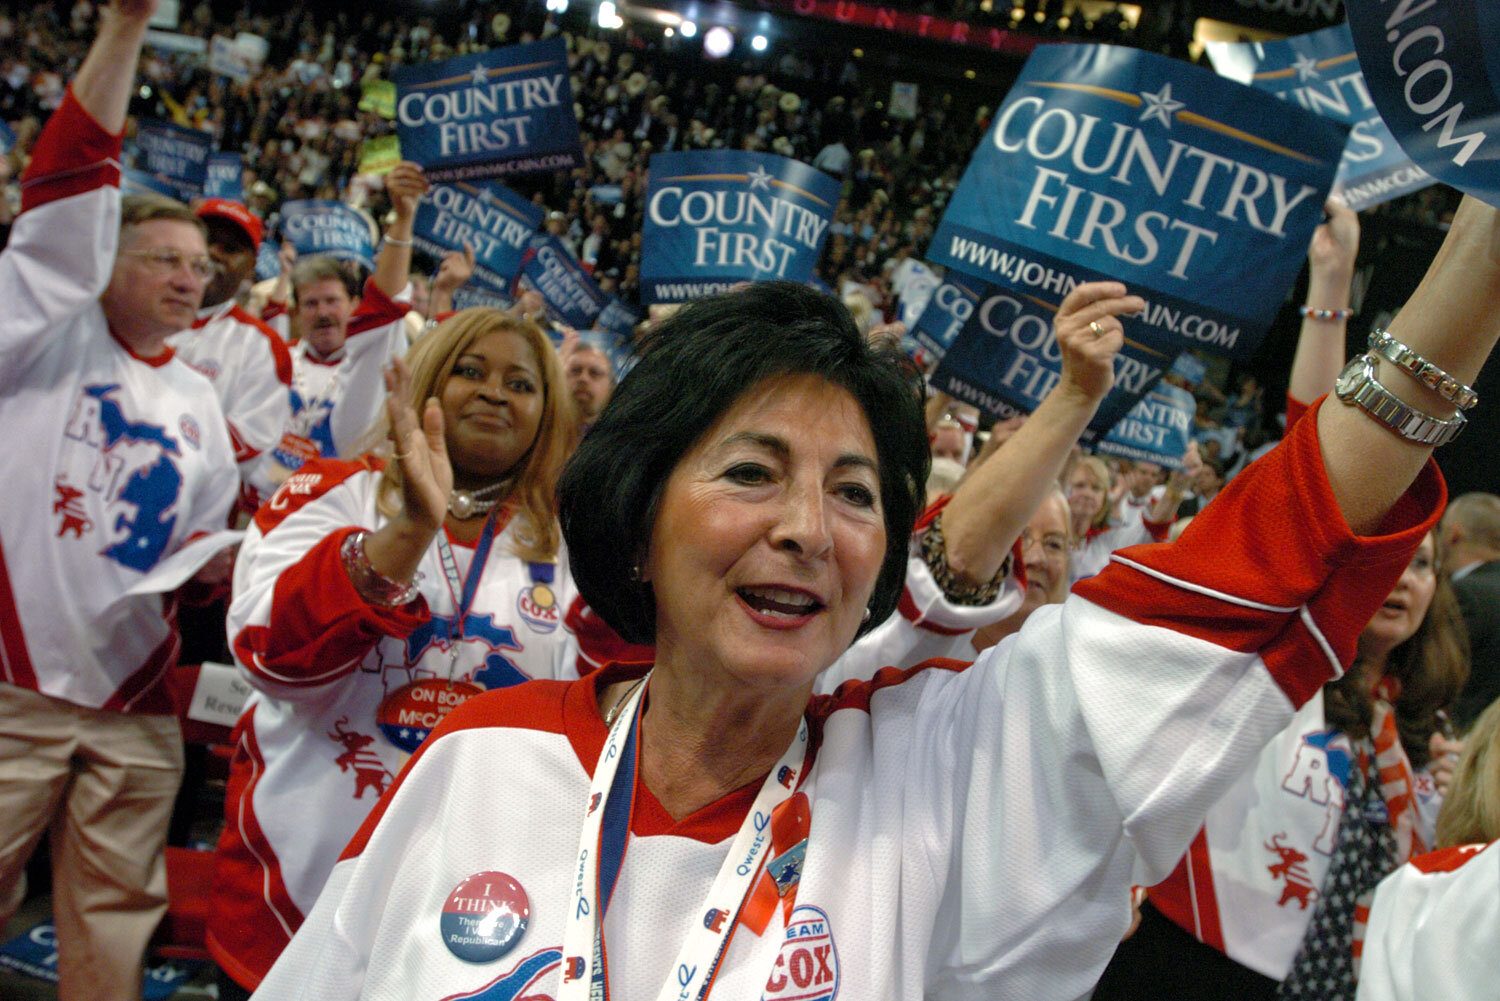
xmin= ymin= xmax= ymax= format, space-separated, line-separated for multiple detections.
xmin=196 ymin=198 xmax=263 ymax=250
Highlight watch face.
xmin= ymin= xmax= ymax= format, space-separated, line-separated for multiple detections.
xmin=1334 ymin=357 xmax=1367 ymax=399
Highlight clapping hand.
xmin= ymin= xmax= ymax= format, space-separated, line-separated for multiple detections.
xmin=384 ymin=357 xmax=451 ymax=532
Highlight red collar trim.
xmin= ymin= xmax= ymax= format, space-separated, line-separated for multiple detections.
xmin=563 ymin=665 xmax=814 ymax=844
xmin=108 ymin=325 xmax=175 ymax=367
xmin=191 ymin=299 xmax=235 ymax=329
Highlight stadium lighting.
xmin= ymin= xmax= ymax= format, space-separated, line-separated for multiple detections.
xmin=750 ymin=33 xmax=768 ymax=52
xmin=597 ymin=1 xmax=623 ymax=29
xmin=544 ymin=0 xmax=568 ymax=12
xmin=664 ymin=25 xmax=674 ymax=37
xmin=679 ymin=19 xmax=698 ymax=37
xmin=703 ymin=25 xmax=733 ymax=58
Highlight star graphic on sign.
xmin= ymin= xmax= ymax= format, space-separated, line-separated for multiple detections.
xmin=1137 ymin=83 xmax=1185 ymax=129
xmin=477 ymin=186 xmax=496 ymax=203
xmin=1291 ymin=52 xmax=1321 ymax=81
xmin=470 ymin=63 xmax=490 ymax=87
xmin=746 ymin=165 xmax=774 ymax=190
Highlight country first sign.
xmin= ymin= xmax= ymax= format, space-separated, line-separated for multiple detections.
xmin=930 ymin=44 xmax=1347 ymax=360
xmin=641 ymin=151 xmax=840 ymax=303
xmin=393 ymin=38 xmax=583 ymax=182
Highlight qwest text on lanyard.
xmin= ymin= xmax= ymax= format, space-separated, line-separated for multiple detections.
xmin=559 ymin=675 xmax=809 ymax=1001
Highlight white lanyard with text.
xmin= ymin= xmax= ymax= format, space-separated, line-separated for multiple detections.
xmin=558 ymin=674 xmax=808 ymax=1001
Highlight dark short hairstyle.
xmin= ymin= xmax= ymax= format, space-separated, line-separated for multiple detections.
xmin=560 ymin=281 xmax=929 ymax=647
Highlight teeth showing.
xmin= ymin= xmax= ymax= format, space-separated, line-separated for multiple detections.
xmin=739 ymin=586 xmax=820 ymax=617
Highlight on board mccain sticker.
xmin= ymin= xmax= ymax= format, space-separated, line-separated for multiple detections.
xmin=377 ymin=679 xmax=483 ymax=753
xmin=441 ymin=871 xmax=531 ymax=963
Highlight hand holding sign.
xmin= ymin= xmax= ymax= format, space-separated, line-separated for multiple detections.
xmin=385 ymin=161 xmax=430 ymax=221
xmin=1307 ymin=197 xmax=1359 ymax=282
xmin=434 ymin=243 xmax=477 ymax=295
xmin=1055 ymin=282 xmax=1143 ymax=405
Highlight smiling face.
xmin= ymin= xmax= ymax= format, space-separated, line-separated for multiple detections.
xmin=1361 ymin=532 xmax=1439 ymax=660
xmin=645 ymin=373 xmax=887 ymax=694
xmin=439 ymin=330 xmax=545 ymax=488
xmin=1066 ymin=463 xmax=1107 ymax=527
xmin=1019 ymin=493 xmax=1071 ymax=614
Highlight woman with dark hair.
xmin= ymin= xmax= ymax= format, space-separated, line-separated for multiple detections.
xmin=252 ymin=194 xmax=1496 ymax=1001
xmin=1092 ymin=199 xmax=1473 ymax=1001
xmin=208 ymin=308 xmax=645 ymax=999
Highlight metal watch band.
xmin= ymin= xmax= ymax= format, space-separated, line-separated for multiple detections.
xmin=1334 ymin=354 xmax=1466 ymax=447
xmin=1368 ymin=328 xmax=1479 ymax=411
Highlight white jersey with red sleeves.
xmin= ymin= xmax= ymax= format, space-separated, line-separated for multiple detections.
xmin=1355 ymin=841 xmax=1499 ymax=1001
xmin=168 ymin=298 xmax=293 ymax=491
xmin=1145 ymin=693 xmax=1444 ymax=980
xmin=250 ymin=398 xmax=1445 ymax=1001
xmin=249 ymin=282 xmax=409 ymax=498
xmin=209 ymin=457 xmax=650 ymax=989
xmin=0 ymin=88 xmax=239 ymax=714
xmin=1071 ymin=507 xmax=1171 ymax=583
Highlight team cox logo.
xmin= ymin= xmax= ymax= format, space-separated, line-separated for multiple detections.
xmin=59 ymin=384 xmax=185 ymax=571
xmin=762 ymin=906 xmax=838 ymax=1001
xmin=516 ymin=583 xmax=559 ymax=633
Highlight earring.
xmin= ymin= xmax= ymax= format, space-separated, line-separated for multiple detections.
xmin=628 ymin=565 xmax=641 ymax=582
xmin=862 ymin=607 xmax=872 ymax=623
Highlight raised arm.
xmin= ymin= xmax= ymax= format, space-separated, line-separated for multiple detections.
xmin=940 ymin=282 xmax=1143 ymax=585
xmin=1319 ymin=196 xmax=1500 ymax=535
xmin=71 ymin=0 xmax=157 ymax=133
xmin=371 ymin=161 xmax=427 ymax=300
xmin=1288 ymin=198 xmax=1359 ymax=406
xmin=427 ymin=243 xmax=476 ymax=319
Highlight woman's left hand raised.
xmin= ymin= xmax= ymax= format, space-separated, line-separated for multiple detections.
xmin=385 ymin=357 xmax=452 ymax=534
xmin=1054 ymin=282 xmax=1144 ymax=405
xmin=1428 ymin=733 xmax=1463 ymax=798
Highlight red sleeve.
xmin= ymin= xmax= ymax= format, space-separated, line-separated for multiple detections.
xmin=252 ymin=456 xmax=382 ymax=535
xmin=20 ymin=86 xmax=122 ymax=213
xmin=1075 ymin=395 xmax=1444 ymax=708
xmin=347 ymin=277 xmax=411 ymax=336
xmin=231 ymin=305 xmax=294 ymax=385
xmin=1285 ymin=393 xmax=1311 ymax=431
xmin=231 ymin=526 xmax=428 ymax=690
xmin=261 ymin=301 xmax=287 ymax=323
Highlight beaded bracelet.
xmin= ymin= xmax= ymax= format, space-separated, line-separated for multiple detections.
xmin=1299 ymin=305 xmax=1353 ymax=322
xmin=920 ymin=512 xmax=1010 ymax=606
xmin=381 ymin=235 xmax=414 ymax=248
xmin=340 ymin=530 xmax=422 ymax=607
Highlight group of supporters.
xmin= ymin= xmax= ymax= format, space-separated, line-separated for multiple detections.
xmin=1 ymin=3 xmax=1498 ymax=1001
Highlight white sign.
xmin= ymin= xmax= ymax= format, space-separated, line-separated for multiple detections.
xmin=186 ymin=662 xmax=252 ymax=727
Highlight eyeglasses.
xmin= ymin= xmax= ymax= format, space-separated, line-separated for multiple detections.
xmin=1020 ymin=528 xmax=1070 ymax=557
xmin=119 ymin=248 xmax=215 ymax=282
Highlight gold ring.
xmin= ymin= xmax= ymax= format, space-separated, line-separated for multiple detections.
xmin=1089 ymin=320 xmax=1104 ymax=335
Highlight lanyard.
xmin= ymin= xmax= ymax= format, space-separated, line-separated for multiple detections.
xmin=559 ymin=675 xmax=808 ymax=1001
xmin=433 ymin=510 xmax=504 ymax=679
xmin=289 ymin=345 xmax=344 ymax=429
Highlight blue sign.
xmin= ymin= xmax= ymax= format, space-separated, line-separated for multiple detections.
xmin=1208 ymin=24 xmax=1436 ymax=212
xmin=1346 ymin=0 xmax=1500 ymax=209
xmin=393 ymin=38 xmax=583 ymax=183
xmin=0 ymin=120 xmax=16 ymax=155
xmin=412 ymin=180 xmax=543 ymax=293
xmin=519 ymin=233 xmax=608 ymax=329
xmin=0 ymin=920 xmax=199 ymax=1001
xmin=595 ymin=296 xmax=639 ymax=339
xmin=641 ymin=150 xmax=841 ymax=303
xmin=1092 ymin=382 xmax=1196 ymax=468
xmin=929 ymin=44 xmax=1347 ymax=360
xmin=279 ymin=200 xmax=375 ymax=270
xmin=204 ymin=152 xmax=244 ymax=201
xmin=910 ymin=274 xmax=988 ymax=360
xmin=121 ymin=168 xmax=184 ymax=200
xmin=451 ymin=285 xmax=513 ymax=311
xmin=930 ymin=284 xmax=1175 ymax=434
xmin=126 ymin=117 xmax=212 ymax=202
xmin=1169 ymin=351 xmax=1209 ymax=385
xmin=255 ymin=238 xmax=282 ymax=282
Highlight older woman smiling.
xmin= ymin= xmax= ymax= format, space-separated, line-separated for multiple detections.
xmin=253 ymin=195 xmax=1499 ymax=1001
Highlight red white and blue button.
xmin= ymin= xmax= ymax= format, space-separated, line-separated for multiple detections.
xmin=440 ymin=871 xmax=530 ymax=963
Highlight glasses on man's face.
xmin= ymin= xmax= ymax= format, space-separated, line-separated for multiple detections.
xmin=120 ymin=248 xmax=215 ymax=282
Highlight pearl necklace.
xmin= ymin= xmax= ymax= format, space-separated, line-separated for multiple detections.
xmin=448 ymin=480 xmax=510 ymax=519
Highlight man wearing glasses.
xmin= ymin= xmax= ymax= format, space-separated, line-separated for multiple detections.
xmin=0 ymin=3 xmax=239 ymax=998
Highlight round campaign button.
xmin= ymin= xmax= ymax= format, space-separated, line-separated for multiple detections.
xmin=440 ymin=871 xmax=530 ymax=963
xmin=376 ymin=679 xmax=482 ymax=753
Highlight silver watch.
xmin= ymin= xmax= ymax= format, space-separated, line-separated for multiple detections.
xmin=1334 ymin=353 xmax=1466 ymax=447
xmin=1367 ymin=328 xmax=1479 ymax=410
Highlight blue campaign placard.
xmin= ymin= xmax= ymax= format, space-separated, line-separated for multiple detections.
xmin=1208 ymin=24 xmax=1436 ymax=212
xmin=393 ymin=38 xmax=582 ymax=183
xmin=1347 ymin=0 xmax=1500 ymax=210
xmin=126 ymin=117 xmax=212 ymax=202
xmin=909 ymin=273 xmax=989 ymax=360
xmin=255 ymin=238 xmax=281 ymax=281
xmin=279 ymin=200 xmax=375 ymax=270
xmin=451 ymin=285 xmax=513 ymax=311
xmin=929 ymin=44 xmax=1347 ymax=361
xmin=519 ymin=233 xmax=608 ymax=329
xmin=412 ymin=180 xmax=543 ymax=292
xmin=0 ymin=120 xmax=16 ymax=154
xmin=641 ymin=150 xmax=841 ymax=303
xmin=204 ymin=152 xmax=243 ymax=200
xmin=595 ymin=295 xmax=640 ymax=339
xmin=1092 ymin=382 xmax=1197 ymax=469
xmin=930 ymin=284 xmax=1176 ymax=435
xmin=1169 ymin=350 xmax=1208 ymax=385
xmin=121 ymin=167 xmax=183 ymax=200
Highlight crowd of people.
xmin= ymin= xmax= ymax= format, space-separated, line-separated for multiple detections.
xmin=1 ymin=2 xmax=1498 ymax=1001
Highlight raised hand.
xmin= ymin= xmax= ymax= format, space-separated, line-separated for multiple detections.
xmin=1307 ymin=197 xmax=1359 ymax=282
xmin=434 ymin=243 xmax=476 ymax=293
xmin=384 ymin=161 xmax=429 ymax=222
xmin=1054 ymin=281 xmax=1144 ymax=405
xmin=384 ymin=357 xmax=452 ymax=533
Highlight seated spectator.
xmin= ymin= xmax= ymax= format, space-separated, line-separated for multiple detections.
xmin=972 ymin=488 xmax=1072 ymax=652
